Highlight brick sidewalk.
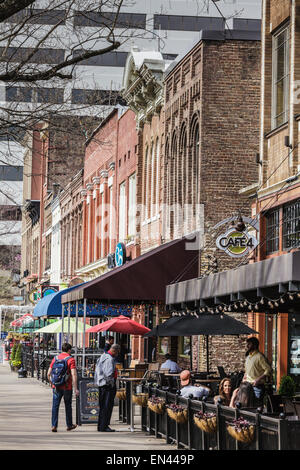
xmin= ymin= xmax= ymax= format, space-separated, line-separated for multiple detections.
xmin=0 ymin=362 xmax=173 ymax=450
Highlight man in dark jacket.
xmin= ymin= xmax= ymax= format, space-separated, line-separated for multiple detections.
xmin=94 ymin=343 xmax=120 ymax=432
xmin=104 ymin=336 xmax=114 ymax=352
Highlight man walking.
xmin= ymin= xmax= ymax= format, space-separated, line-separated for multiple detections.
xmin=243 ymin=337 xmax=271 ymax=404
xmin=94 ymin=343 xmax=120 ymax=432
xmin=47 ymin=342 xmax=79 ymax=432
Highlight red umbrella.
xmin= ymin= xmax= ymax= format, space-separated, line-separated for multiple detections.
xmin=10 ymin=313 xmax=34 ymax=327
xmin=86 ymin=315 xmax=150 ymax=336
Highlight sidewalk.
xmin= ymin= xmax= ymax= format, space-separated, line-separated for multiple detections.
xmin=0 ymin=362 xmax=173 ymax=450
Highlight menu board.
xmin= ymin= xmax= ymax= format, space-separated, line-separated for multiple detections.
xmin=290 ymin=336 xmax=300 ymax=375
xmin=77 ymin=378 xmax=99 ymax=425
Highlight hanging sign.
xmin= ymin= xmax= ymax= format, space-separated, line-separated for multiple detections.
xmin=216 ymin=228 xmax=258 ymax=258
xmin=115 ymin=242 xmax=126 ymax=267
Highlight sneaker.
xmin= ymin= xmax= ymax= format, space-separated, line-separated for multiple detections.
xmin=66 ymin=424 xmax=77 ymax=431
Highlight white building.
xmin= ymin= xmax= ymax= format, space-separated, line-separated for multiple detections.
xmin=0 ymin=0 xmax=262 ymax=114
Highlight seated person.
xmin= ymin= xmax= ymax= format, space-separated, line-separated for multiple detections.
xmin=214 ymin=378 xmax=232 ymax=406
xmin=229 ymin=381 xmax=257 ymax=408
xmin=160 ymin=354 xmax=182 ymax=373
xmin=180 ymin=370 xmax=210 ymax=399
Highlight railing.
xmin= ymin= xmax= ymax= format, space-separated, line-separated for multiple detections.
xmin=140 ymin=386 xmax=300 ymax=450
xmin=21 ymin=345 xmax=103 ymax=384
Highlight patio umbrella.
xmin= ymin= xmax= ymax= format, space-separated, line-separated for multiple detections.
xmin=143 ymin=314 xmax=258 ymax=337
xmin=34 ymin=317 xmax=86 ymax=334
xmin=144 ymin=314 xmax=258 ymax=374
xmin=10 ymin=313 xmax=34 ymax=327
xmin=86 ymin=315 xmax=150 ymax=336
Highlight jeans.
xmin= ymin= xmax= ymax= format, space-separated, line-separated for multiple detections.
xmin=98 ymin=385 xmax=116 ymax=431
xmin=51 ymin=388 xmax=73 ymax=428
xmin=253 ymin=385 xmax=265 ymax=405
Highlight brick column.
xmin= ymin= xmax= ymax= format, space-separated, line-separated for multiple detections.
xmin=81 ymin=189 xmax=87 ymax=267
xmin=86 ymin=183 xmax=94 ymax=264
xmin=92 ymin=176 xmax=101 ymax=261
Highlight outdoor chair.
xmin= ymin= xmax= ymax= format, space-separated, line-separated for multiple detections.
xmin=135 ymin=364 xmax=148 ymax=378
xmin=293 ymin=401 xmax=300 ymax=418
xmin=282 ymin=397 xmax=297 ymax=416
xmin=266 ymin=394 xmax=283 ymax=413
xmin=148 ymin=362 xmax=160 ymax=371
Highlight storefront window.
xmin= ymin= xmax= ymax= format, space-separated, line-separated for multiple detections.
xmin=179 ymin=336 xmax=191 ymax=357
xmin=266 ymin=208 xmax=280 ymax=254
xmin=283 ymin=199 xmax=300 ymax=250
xmin=158 ymin=317 xmax=170 ymax=355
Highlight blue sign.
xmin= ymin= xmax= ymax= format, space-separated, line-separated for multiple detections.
xmin=115 ymin=242 xmax=126 ymax=267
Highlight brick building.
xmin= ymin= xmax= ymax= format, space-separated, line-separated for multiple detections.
xmin=242 ymin=0 xmax=300 ymax=387
xmin=20 ymin=116 xmax=97 ymax=303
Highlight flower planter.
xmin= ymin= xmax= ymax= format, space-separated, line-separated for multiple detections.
xmin=167 ymin=405 xmax=188 ymax=424
xmin=116 ymin=389 xmax=126 ymax=401
xmin=194 ymin=412 xmax=217 ymax=433
xmin=227 ymin=417 xmax=255 ymax=443
xmin=132 ymin=393 xmax=149 ymax=407
xmin=147 ymin=397 xmax=166 ymax=414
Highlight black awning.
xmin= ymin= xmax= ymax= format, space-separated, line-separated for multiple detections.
xmin=144 ymin=314 xmax=257 ymax=337
xmin=61 ymin=237 xmax=199 ymax=304
xmin=166 ymin=251 xmax=300 ymax=312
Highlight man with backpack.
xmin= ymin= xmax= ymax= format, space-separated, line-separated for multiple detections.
xmin=47 ymin=342 xmax=79 ymax=432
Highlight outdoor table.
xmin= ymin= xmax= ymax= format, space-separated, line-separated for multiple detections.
xmin=117 ymin=377 xmax=142 ymax=432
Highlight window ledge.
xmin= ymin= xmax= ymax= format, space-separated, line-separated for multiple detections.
xmin=264 ymin=121 xmax=288 ymax=139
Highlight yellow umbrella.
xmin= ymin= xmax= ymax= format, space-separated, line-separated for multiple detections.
xmin=34 ymin=318 xmax=86 ymax=334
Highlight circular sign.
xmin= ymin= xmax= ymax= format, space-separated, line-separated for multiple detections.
xmin=216 ymin=228 xmax=258 ymax=258
xmin=115 ymin=242 xmax=126 ymax=267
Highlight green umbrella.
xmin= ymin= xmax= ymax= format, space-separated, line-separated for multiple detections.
xmin=34 ymin=317 xmax=86 ymax=334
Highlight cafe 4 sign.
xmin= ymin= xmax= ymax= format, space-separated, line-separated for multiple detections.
xmin=216 ymin=228 xmax=258 ymax=258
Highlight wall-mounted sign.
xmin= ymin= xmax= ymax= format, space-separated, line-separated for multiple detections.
xmin=115 ymin=242 xmax=126 ymax=267
xmin=41 ymin=286 xmax=59 ymax=297
xmin=216 ymin=228 xmax=258 ymax=258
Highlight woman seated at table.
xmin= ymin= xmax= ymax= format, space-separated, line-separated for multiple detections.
xmin=229 ymin=381 xmax=256 ymax=408
xmin=180 ymin=370 xmax=211 ymax=399
xmin=214 ymin=378 xmax=233 ymax=406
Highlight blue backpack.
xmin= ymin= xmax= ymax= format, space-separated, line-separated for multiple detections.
xmin=51 ymin=356 xmax=71 ymax=388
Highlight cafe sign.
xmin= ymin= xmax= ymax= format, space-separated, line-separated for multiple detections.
xmin=216 ymin=228 xmax=258 ymax=258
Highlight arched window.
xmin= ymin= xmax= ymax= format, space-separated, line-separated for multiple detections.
xmin=155 ymin=138 xmax=160 ymax=215
xmin=143 ymin=146 xmax=148 ymax=220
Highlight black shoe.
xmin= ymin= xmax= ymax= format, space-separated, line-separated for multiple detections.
xmin=104 ymin=427 xmax=116 ymax=432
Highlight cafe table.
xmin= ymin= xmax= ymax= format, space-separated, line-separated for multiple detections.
xmin=117 ymin=376 xmax=143 ymax=432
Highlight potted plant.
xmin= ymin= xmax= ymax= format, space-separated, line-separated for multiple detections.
xmin=9 ymin=344 xmax=17 ymax=370
xmin=278 ymin=375 xmax=297 ymax=398
xmin=12 ymin=344 xmax=22 ymax=370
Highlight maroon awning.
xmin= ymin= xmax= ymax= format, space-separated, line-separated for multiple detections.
xmin=61 ymin=237 xmax=199 ymax=303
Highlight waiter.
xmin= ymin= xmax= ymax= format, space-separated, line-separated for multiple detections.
xmin=94 ymin=343 xmax=120 ymax=432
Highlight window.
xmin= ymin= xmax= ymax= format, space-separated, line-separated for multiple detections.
xmin=5 ymin=9 xmax=66 ymax=25
xmin=143 ymin=147 xmax=149 ymax=220
xmin=36 ymin=88 xmax=64 ymax=104
xmin=0 ymin=205 xmax=21 ymax=221
xmin=74 ymin=11 xmax=146 ymax=29
xmin=178 ymin=337 xmax=191 ymax=357
xmin=0 ymin=47 xmax=65 ymax=64
xmin=71 ymin=89 xmax=122 ymax=105
xmin=128 ymin=173 xmax=136 ymax=239
xmin=72 ymin=50 xmax=127 ymax=67
xmin=283 ymin=200 xmax=300 ymax=250
xmin=153 ymin=14 xmax=224 ymax=31
xmin=6 ymin=86 xmax=32 ymax=103
xmin=155 ymin=139 xmax=160 ymax=215
xmin=119 ymin=181 xmax=126 ymax=242
xmin=272 ymin=26 xmax=290 ymax=129
xmin=0 ymin=165 xmax=23 ymax=181
xmin=266 ymin=208 xmax=280 ymax=254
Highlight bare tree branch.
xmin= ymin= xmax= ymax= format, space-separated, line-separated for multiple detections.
xmin=0 ymin=0 xmax=36 ymax=23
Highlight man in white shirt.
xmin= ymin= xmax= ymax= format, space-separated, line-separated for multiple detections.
xmin=160 ymin=354 xmax=182 ymax=373
xmin=180 ymin=370 xmax=210 ymax=399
